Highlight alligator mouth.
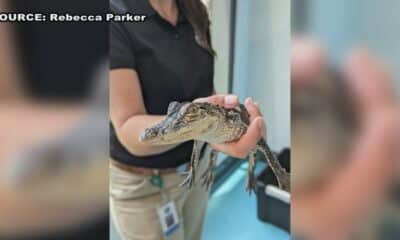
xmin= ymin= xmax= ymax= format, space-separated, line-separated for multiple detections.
xmin=149 ymin=129 xmax=200 ymax=145
xmin=140 ymin=122 xmax=208 ymax=144
xmin=157 ymin=129 xmax=195 ymax=143
xmin=174 ymin=129 xmax=195 ymax=136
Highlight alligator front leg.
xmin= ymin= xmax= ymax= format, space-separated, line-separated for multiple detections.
xmin=246 ymin=150 xmax=258 ymax=194
xmin=180 ymin=140 xmax=203 ymax=188
xmin=201 ymin=148 xmax=218 ymax=190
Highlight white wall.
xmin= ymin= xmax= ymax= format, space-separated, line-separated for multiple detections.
xmin=209 ymin=0 xmax=231 ymax=94
xmin=233 ymin=0 xmax=291 ymax=151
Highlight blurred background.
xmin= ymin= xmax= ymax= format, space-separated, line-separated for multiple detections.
xmin=0 ymin=0 xmax=109 ymax=239
xmin=292 ymin=0 xmax=400 ymax=239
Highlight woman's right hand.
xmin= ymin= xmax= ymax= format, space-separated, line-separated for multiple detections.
xmin=291 ymin=38 xmax=399 ymax=239
xmin=194 ymin=94 xmax=266 ymax=159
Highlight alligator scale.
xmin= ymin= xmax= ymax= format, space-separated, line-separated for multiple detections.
xmin=140 ymin=102 xmax=290 ymax=193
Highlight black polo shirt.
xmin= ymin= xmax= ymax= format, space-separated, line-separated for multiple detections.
xmin=110 ymin=0 xmax=214 ymax=168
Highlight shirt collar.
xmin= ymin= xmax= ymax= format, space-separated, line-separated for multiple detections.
xmin=136 ymin=0 xmax=188 ymax=24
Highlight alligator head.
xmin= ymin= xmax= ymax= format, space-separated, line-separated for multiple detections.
xmin=139 ymin=102 xmax=223 ymax=145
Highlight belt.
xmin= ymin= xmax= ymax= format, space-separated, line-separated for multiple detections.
xmin=112 ymin=160 xmax=182 ymax=176
xmin=112 ymin=143 xmax=208 ymax=176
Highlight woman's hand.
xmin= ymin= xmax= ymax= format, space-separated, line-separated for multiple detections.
xmin=291 ymin=38 xmax=399 ymax=239
xmin=194 ymin=94 xmax=266 ymax=159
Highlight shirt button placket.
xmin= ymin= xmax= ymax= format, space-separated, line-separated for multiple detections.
xmin=173 ymin=29 xmax=179 ymax=39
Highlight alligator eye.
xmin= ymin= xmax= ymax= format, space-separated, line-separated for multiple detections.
xmin=187 ymin=105 xmax=198 ymax=113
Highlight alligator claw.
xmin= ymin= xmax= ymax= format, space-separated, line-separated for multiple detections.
xmin=201 ymin=168 xmax=214 ymax=190
xmin=246 ymin=173 xmax=257 ymax=195
xmin=179 ymin=169 xmax=195 ymax=188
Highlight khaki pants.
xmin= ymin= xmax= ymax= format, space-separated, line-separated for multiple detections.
xmin=110 ymin=149 xmax=211 ymax=240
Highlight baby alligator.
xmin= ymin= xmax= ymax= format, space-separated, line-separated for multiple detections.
xmin=140 ymin=102 xmax=290 ymax=193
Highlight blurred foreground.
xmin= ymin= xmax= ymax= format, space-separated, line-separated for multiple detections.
xmin=0 ymin=1 xmax=109 ymax=239
xmin=291 ymin=1 xmax=400 ymax=238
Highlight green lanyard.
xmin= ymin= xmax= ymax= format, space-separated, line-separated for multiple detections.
xmin=151 ymin=170 xmax=168 ymax=202
xmin=151 ymin=170 xmax=164 ymax=189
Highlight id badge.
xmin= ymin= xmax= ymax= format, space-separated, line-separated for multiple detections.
xmin=157 ymin=201 xmax=180 ymax=237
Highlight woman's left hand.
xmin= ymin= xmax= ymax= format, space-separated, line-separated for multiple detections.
xmin=194 ymin=94 xmax=266 ymax=159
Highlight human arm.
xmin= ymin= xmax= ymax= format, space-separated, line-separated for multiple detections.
xmin=110 ymin=69 xmax=182 ymax=156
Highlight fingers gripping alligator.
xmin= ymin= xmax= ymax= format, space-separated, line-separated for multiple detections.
xmin=139 ymin=102 xmax=290 ymax=193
